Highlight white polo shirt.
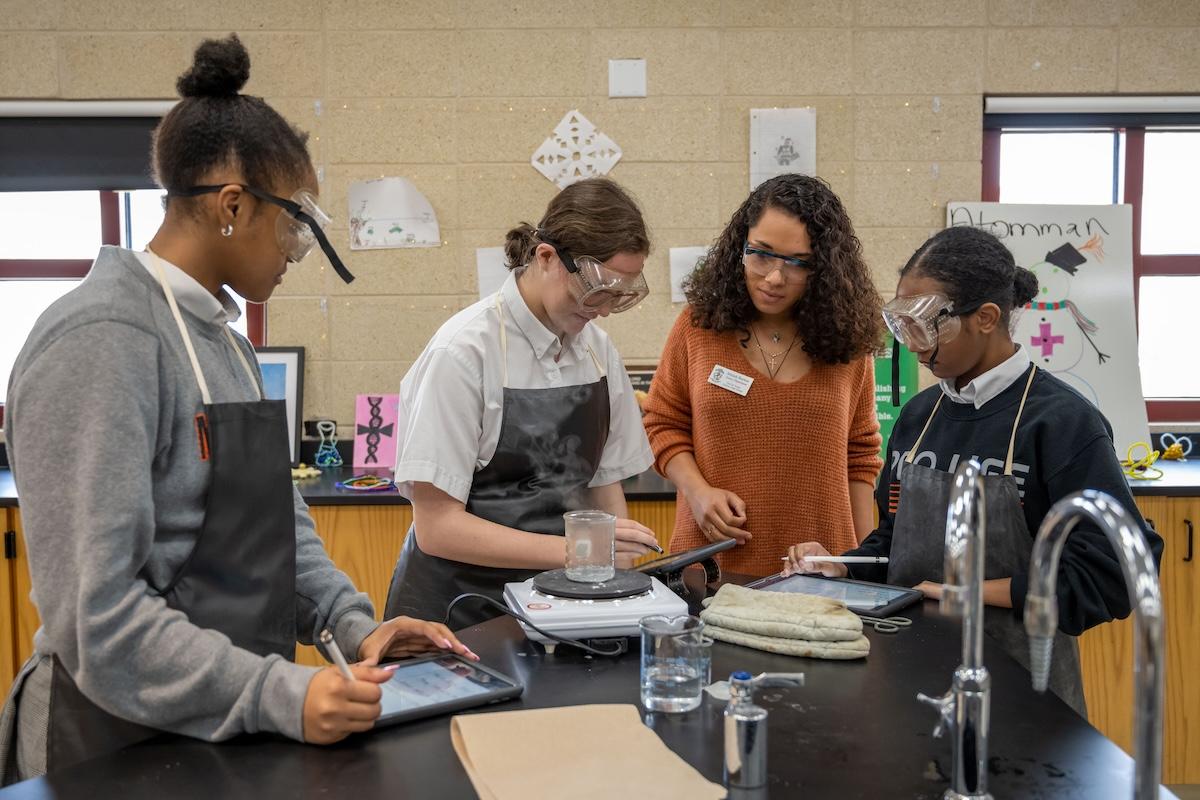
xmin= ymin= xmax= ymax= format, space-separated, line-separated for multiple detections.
xmin=940 ymin=345 xmax=1032 ymax=409
xmin=134 ymin=250 xmax=242 ymax=326
xmin=394 ymin=271 xmax=653 ymax=504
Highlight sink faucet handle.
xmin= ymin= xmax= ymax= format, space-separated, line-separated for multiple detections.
xmin=917 ymin=689 xmax=955 ymax=739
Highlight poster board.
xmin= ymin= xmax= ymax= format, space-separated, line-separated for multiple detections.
xmin=946 ymin=203 xmax=1149 ymax=454
xmin=874 ymin=337 xmax=919 ymax=461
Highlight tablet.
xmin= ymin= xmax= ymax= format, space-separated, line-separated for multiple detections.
xmin=634 ymin=539 xmax=737 ymax=576
xmin=745 ymin=573 xmax=923 ymax=618
xmin=374 ymin=654 xmax=523 ymax=728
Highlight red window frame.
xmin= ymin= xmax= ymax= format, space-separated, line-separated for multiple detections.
xmin=0 ymin=190 xmax=266 ymax=424
xmin=982 ymin=127 xmax=1200 ymax=423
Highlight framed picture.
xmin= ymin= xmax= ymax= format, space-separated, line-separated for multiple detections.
xmin=254 ymin=346 xmax=305 ymax=465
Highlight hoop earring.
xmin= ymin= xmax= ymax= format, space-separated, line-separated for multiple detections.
xmin=221 ymin=224 xmax=234 ymax=237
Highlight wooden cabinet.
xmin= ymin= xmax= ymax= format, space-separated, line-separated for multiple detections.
xmin=295 ymin=506 xmax=412 ymax=667
xmin=2 ymin=508 xmax=39 ymax=692
xmin=1079 ymin=494 xmax=1200 ymax=784
xmin=1 ymin=509 xmax=16 ymax=694
xmin=10 ymin=510 xmax=37 ymax=674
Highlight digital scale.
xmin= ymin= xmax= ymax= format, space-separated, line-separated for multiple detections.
xmin=502 ymin=539 xmax=736 ymax=653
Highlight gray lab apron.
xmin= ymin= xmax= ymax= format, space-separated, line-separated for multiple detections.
xmin=888 ymin=365 xmax=1087 ymax=717
xmin=0 ymin=252 xmax=298 ymax=783
xmin=385 ymin=294 xmax=610 ymax=629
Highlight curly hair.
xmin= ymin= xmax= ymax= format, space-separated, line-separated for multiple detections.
xmin=683 ymin=174 xmax=883 ymax=364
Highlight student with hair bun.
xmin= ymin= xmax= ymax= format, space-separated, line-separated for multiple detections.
xmin=786 ymin=225 xmax=1163 ymax=717
xmin=385 ymin=177 xmax=658 ymax=628
xmin=0 ymin=34 xmax=473 ymax=782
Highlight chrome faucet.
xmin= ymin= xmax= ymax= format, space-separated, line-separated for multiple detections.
xmin=917 ymin=459 xmax=993 ymax=800
xmin=1025 ymin=490 xmax=1164 ymax=799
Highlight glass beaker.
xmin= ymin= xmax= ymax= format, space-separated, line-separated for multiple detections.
xmin=563 ymin=510 xmax=616 ymax=582
xmin=639 ymin=614 xmax=710 ymax=713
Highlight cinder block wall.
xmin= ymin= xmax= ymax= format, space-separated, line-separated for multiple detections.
xmin=3 ymin=0 xmax=1198 ymax=426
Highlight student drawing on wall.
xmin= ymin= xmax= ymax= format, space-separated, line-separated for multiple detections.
xmin=774 ymin=137 xmax=799 ymax=166
xmin=1024 ymin=236 xmax=1110 ymax=405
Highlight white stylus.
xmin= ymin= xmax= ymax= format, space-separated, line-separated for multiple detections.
xmin=782 ymin=555 xmax=889 ymax=564
xmin=319 ymin=628 xmax=356 ymax=681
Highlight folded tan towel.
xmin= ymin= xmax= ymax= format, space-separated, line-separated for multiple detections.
xmin=705 ymin=624 xmax=870 ymax=659
xmin=700 ymin=583 xmax=870 ymax=659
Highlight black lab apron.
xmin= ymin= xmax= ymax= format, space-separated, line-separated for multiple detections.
xmin=2 ymin=252 xmax=299 ymax=779
xmin=385 ymin=295 xmax=610 ymax=629
xmin=887 ymin=366 xmax=1086 ymax=717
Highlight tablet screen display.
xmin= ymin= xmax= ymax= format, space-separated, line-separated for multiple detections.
xmin=378 ymin=657 xmax=498 ymax=717
xmin=756 ymin=574 xmax=913 ymax=611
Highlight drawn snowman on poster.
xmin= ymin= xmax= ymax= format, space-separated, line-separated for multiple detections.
xmin=1023 ymin=235 xmax=1109 ymax=404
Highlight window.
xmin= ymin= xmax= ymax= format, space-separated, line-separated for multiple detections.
xmin=0 ymin=107 xmax=267 ymax=417
xmin=983 ymin=104 xmax=1200 ymax=423
xmin=1 ymin=188 xmax=261 ymax=406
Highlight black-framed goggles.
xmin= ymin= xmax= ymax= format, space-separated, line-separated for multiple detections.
xmin=169 ymin=184 xmax=355 ymax=284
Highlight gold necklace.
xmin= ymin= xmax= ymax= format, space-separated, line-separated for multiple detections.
xmin=751 ymin=324 xmax=799 ymax=380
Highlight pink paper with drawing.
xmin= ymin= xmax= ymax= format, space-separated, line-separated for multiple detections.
xmin=353 ymin=394 xmax=400 ymax=468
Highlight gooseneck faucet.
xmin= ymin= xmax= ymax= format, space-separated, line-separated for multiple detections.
xmin=1025 ymin=490 xmax=1164 ymax=799
xmin=917 ymin=459 xmax=993 ymax=800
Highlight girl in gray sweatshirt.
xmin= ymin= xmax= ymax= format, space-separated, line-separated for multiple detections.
xmin=0 ymin=34 xmax=473 ymax=784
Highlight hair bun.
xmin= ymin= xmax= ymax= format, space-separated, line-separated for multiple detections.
xmin=1012 ymin=265 xmax=1039 ymax=307
xmin=177 ymin=34 xmax=250 ymax=98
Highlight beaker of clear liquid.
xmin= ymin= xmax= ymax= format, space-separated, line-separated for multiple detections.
xmin=639 ymin=614 xmax=710 ymax=713
xmin=563 ymin=510 xmax=616 ymax=582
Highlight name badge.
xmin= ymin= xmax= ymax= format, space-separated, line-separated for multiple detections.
xmin=708 ymin=364 xmax=753 ymax=396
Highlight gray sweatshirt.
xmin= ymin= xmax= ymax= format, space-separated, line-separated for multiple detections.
xmin=4 ymin=246 xmax=378 ymax=742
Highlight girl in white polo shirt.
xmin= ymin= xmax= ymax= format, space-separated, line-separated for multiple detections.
xmin=386 ymin=178 xmax=659 ymax=627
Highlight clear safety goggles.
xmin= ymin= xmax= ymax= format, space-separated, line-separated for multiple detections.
xmin=742 ymin=242 xmax=812 ymax=285
xmin=169 ymin=184 xmax=355 ymax=284
xmin=882 ymin=293 xmax=980 ymax=352
xmin=543 ymin=238 xmax=649 ymax=313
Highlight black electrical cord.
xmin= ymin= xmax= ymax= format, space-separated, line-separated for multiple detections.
xmin=444 ymin=593 xmax=626 ymax=657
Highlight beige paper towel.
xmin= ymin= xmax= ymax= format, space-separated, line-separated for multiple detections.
xmin=451 ymin=704 xmax=727 ymax=800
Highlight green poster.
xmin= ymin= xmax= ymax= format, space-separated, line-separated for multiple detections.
xmin=874 ymin=335 xmax=919 ymax=461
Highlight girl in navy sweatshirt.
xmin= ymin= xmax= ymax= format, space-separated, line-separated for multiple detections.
xmin=786 ymin=225 xmax=1162 ymax=716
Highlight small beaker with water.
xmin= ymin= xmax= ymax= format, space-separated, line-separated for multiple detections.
xmin=563 ymin=510 xmax=616 ymax=583
xmin=639 ymin=615 xmax=711 ymax=713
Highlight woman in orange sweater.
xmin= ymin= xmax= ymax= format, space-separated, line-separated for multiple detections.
xmin=642 ymin=174 xmax=883 ymax=576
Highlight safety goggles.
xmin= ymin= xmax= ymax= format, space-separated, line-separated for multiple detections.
xmin=169 ymin=184 xmax=355 ymax=284
xmin=542 ymin=238 xmax=648 ymax=313
xmin=742 ymin=243 xmax=812 ymax=285
xmin=882 ymin=293 xmax=981 ymax=352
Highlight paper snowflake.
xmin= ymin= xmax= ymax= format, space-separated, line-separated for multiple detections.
xmin=531 ymin=110 xmax=622 ymax=189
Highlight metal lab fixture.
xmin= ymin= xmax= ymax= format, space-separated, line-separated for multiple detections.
xmin=1025 ymin=490 xmax=1164 ymax=799
xmin=917 ymin=459 xmax=993 ymax=800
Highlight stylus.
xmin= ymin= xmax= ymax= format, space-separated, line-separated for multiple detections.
xmin=782 ymin=555 xmax=890 ymax=564
xmin=320 ymin=628 xmax=357 ymax=681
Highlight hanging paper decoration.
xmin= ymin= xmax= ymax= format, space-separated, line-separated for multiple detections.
xmin=353 ymin=394 xmax=400 ymax=468
xmin=348 ymin=177 xmax=440 ymax=250
xmin=531 ymin=110 xmax=622 ymax=189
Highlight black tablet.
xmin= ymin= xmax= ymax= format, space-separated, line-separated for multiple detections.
xmin=373 ymin=654 xmax=523 ymax=728
xmin=745 ymin=573 xmax=923 ymax=618
xmin=634 ymin=539 xmax=737 ymax=576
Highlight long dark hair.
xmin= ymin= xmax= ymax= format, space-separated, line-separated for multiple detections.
xmin=902 ymin=226 xmax=1039 ymax=324
xmin=683 ymin=174 xmax=882 ymax=364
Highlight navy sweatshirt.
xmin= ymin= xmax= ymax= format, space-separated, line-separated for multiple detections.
xmin=847 ymin=366 xmax=1163 ymax=636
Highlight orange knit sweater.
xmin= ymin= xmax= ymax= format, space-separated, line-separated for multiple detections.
xmin=642 ymin=310 xmax=883 ymax=577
